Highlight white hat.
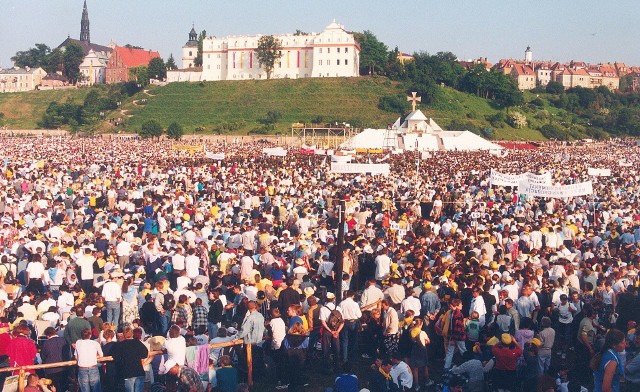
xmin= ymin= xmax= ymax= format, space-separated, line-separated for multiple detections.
xmin=516 ymin=254 xmax=528 ymax=263
xmin=326 ymin=292 xmax=336 ymax=299
xmin=439 ymin=276 xmax=448 ymax=284
xmin=303 ymin=287 xmax=315 ymax=297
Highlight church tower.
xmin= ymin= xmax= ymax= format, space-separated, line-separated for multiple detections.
xmin=182 ymin=25 xmax=199 ymax=69
xmin=80 ymin=0 xmax=90 ymax=43
xmin=525 ymin=46 xmax=532 ymax=63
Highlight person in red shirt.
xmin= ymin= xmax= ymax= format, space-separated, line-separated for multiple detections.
xmin=492 ymin=333 xmax=523 ymax=392
xmin=0 ymin=321 xmax=11 ymax=366
xmin=7 ymin=323 xmax=37 ymax=374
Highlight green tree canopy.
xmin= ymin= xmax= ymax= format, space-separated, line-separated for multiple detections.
xmin=139 ymin=120 xmax=163 ymax=138
xmin=62 ymin=42 xmax=84 ymax=84
xmin=166 ymin=122 xmax=184 ymax=140
xmin=353 ymin=31 xmax=388 ymax=76
xmin=11 ymin=44 xmax=51 ymax=69
xmin=195 ymin=30 xmax=207 ymax=67
xmin=128 ymin=66 xmax=149 ymax=86
xmin=148 ymin=57 xmax=167 ymax=81
xmin=256 ymin=35 xmax=283 ymax=80
xmin=545 ymin=81 xmax=564 ymax=95
xmin=166 ymin=53 xmax=177 ymax=70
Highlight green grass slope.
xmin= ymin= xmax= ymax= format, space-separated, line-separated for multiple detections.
xmin=0 ymin=88 xmax=89 ymax=129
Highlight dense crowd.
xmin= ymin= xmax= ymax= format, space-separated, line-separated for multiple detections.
xmin=0 ymin=137 xmax=639 ymax=392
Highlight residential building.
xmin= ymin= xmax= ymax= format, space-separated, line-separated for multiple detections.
xmin=106 ymin=46 xmax=161 ymax=83
xmin=0 ymin=67 xmax=46 ymax=92
xmin=40 ymin=72 xmax=71 ymax=89
xmin=510 ymin=64 xmax=536 ymax=90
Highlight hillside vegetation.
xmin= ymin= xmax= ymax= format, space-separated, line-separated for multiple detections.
xmin=0 ymin=88 xmax=89 ymax=129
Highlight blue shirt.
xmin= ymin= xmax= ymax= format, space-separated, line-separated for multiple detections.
xmin=238 ymin=310 xmax=265 ymax=345
xmin=594 ymin=349 xmax=624 ymax=392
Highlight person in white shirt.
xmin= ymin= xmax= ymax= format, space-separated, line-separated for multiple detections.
xmin=76 ymin=248 xmax=96 ymax=294
xmin=374 ymin=250 xmax=391 ymax=281
xmin=102 ymin=272 xmax=123 ymax=325
xmin=360 ymin=279 xmax=384 ymax=309
xmin=390 ymin=352 xmax=414 ymax=390
xmin=469 ymin=288 xmax=487 ymax=327
xmin=339 ymin=290 xmax=362 ymax=364
xmin=75 ymin=328 xmax=103 ymax=392
xmin=57 ymin=286 xmax=75 ymax=317
xmin=164 ymin=325 xmax=187 ymax=366
xmin=319 ymin=292 xmax=343 ymax=373
xmin=400 ymin=288 xmax=421 ymax=317
xmin=184 ymin=249 xmax=200 ymax=280
xmin=26 ymin=257 xmax=46 ymax=294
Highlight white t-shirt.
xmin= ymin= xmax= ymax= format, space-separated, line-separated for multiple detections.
xmin=75 ymin=339 xmax=103 ymax=367
xmin=26 ymin=262 xmax=45 ymax=280
xmin=185 ymin=255 xmax=200 ymax=279
xmin=375 ymin=255 xmax=391 ymax=280
xmin=164 ymin=336 xmax=186 ymax=365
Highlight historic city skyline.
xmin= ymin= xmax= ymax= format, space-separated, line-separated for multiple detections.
xmin=0 ymin=0 xmax=639 ymax=69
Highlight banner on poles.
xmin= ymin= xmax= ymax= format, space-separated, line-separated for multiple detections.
xmin=587 ymin=168 xmax=611 ymax=177
xmin=205 ymin=152 xmax=225 ymax=160
xmin=263 ymin=147 xmax=288 ymax=157
xmin=330 ymin=162 xmax=390 ymax=175
xmin=518 ymin=180 xmax=593 ymax=198
xmin=490 ymin=169 xmax=551 ymax=187
xmin=331 ymin=155 xmax=353 ymax=163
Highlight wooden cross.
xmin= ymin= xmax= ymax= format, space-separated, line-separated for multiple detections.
xmin=407 ymin=91 xmax=421 ymax=112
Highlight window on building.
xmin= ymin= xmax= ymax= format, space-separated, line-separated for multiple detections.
xmin=208 ymin=54 xmax=210 ymax=59
xmin=217 ymin=65 xmax=220 ymax=69
xmin=345 ymin=48 xmax=348 ymax=53
xmin=337 ymin=48 xmax=341 ymax=53
xmin=345 ymin=59 xmax=348 ymax=65
xmin=207 ymin=65 xmax=210 ymax=69
xmin=319 ymin=48 xmax=322 ymax=54
xmin=327 ymin=48 xmax=330 ymax=53
xmin=337 ymin=60 xmax=340 ymax=65
xmin=189 ymin=51 xmax=192 ymax=56
xmin=326 ymin=60 xmax=330 ymax=66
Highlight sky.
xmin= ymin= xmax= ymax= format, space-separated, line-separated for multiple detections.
xmin=1 ymin=0 xmax=638 ymax=68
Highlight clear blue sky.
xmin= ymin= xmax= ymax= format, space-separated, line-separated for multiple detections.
xmin=1 ymin=0 xmax=638 ymax=68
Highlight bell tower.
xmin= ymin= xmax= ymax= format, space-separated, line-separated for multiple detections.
xmin=80 ymin=0 xmax=90 ymax=43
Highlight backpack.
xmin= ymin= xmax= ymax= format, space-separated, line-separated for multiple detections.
xmin=435 ymin=310 xmax=451 ymax=337
xmin=324 ymin=305 xmax=344 ymax=330
xmin=162 ymin=293 xmax=176 ymax=310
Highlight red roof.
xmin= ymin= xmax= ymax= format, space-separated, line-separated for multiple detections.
xmin=113 ymin=46 xmax=160 ymax=68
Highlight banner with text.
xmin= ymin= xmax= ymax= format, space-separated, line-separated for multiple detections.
xmin=331 ymin=155 xmax=353 ymax=163
xmin=205 ymin=152 xmax=225 ymax=160
xmin=490 ymin=169 xmax=551 ymax=187
xmin=330 ymin=162 xmax=390 ymax=175
xmin=263 ymin=147 xmax=288 ymax=157
xmin=587 ymin=168 xmax=611 ymax=177
xmin=518 ymin=180 xmax=593 ymax=198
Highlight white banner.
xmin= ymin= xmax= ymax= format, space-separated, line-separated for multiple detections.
xmin=331 ymin=155 xmax=353 ymax=163
xmin=490 ymin=169 xmax=551 ymax=187
xmin=330 ymin=162 xmax=390 ymax=175
xmin=263 ymin=147 xmax=287 ymax=157
xmin=587 ymin=168 xmax=611 ymax=177
xmin=205 ymin=152 xmax=225 ymax=160
xmin=620 ymin=160 xmax=632 ymax=167
xmin=518 ymin=180 xmax=593 ymax=198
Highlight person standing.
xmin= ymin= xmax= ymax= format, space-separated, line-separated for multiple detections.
xmin=592 ymin=329 xmax=626 ymax=392
xmin=77 ymin=248 xmax=96 ymax=294
xmin=381 ymin=299 xmax=399 ymax=356
xmin=320 ymin=292 xmax=344 ymax=374
xmin=111 ymin=326 xmax=149 ymax=392
xmin=7 ymin=324 xmax=37 ymax=373
xmin=444 ymin=299 xmax=467 ymax=369
xmin=40 ymin=327 xmax=70 ymax=392
xmin=75 ymin=328 xmax=103 ymax=392
xmin=64 ymin=305 xmax=92 ymax=347
xmin=339 ymin=290 xmax=362 ymax=364
xmin=102 ymin=272 xmax=123 ymax=325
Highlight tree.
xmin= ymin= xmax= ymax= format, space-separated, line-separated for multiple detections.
xmin=166 ymin=53 xmax=177 ymax=70
xmin=124 ymin=44 xmax=143 ymax=50
xmin=166 ymin=122 xmax=184 ymax=140
xmin=545 ymin=81 xmax=564 ymax=95
xmin=44 ymin=48 xmax=64 ymax=74
xmin=139 ymin=120 xmax=163 ymax=138
xmin=11 ymin=43 xmax=51 ymax=68
xmin=148 ymin=57 xmax=167 ymax=81
xmin=352 ymin=31 xmax=388 ymax=76
xmin=62 ymin=42 xmax=84 ymax=84
xmin=128 ymin=66 xmax=149 ymax=86
xmin=256 ymin=35 xmax=283 ymax=80
xmin=194 ymin=30 xmax=207 ymax=67
xmin=294 ymin=30 xmax=308 ymax=36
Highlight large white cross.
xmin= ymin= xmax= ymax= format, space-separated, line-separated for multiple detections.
xmin=407 ymin=91 xmax=421 ymax=112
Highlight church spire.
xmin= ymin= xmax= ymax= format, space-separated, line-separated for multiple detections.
xmin=80 ymin=0 xmax=90 ymax=43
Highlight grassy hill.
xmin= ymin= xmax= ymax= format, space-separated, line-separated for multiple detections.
xmin=0 ymin=77 xmax=559 ymax=140
xmin=0 ymin=88 xmax=89 ymax=129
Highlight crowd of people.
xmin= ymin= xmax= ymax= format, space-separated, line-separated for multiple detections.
xmin=0 ymin=136 xmax=639 ymax=392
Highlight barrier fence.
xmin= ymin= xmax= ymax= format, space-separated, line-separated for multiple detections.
xmin=0 ymin=339 xmax=251 ymax=392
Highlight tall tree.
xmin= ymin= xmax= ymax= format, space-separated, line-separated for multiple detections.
xmin=194 ymin=30 xmax=207 ymax=67
xmin=128 ymin=66 xmax=149 ymax=86
xmin=166 ymin=122 xmax=184 ymax=140
xmin=62 ymin=43 xmax=84 ymax=84
xmin=148 ymin=57 xmax=167 ymax=81
xmin=44 ymin=48 xmax=64 ymax=74
xmin=139 ymin=120 xmax=164 ymax=138
xmin=256 ymin=35 xmax=283 ymax=80
xmin=352 ymin=31 xmax=388 ymax=76
xmin=166 ymin=53 xmax=177 ymax=70
xmin=10 ymin=43 xmax=51 ymax=68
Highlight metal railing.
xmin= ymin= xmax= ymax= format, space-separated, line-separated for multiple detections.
xmin=0 ymin=339 xmax=252 ymax=392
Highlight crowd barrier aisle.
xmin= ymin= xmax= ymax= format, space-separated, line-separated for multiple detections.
xmin=0 ymin=339 xmax=250 ymax=392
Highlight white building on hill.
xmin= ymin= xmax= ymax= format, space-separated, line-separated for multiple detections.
xmin=172 ymin=21 xmax=360 ymax=82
